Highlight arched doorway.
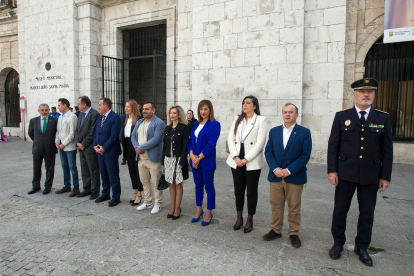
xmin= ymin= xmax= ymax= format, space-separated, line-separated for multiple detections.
xmin=364 ymin=37 xmax=414 ymax=142
xmin=4 ymin=69 xmax=19 ymax=127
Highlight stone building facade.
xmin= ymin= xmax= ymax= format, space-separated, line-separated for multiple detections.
xmin=0 ymin=0 xmax=413 ymax=163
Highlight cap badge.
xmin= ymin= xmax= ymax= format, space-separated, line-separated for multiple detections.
xmin=345 ymin=120 xmax=351 ymax=126
xmin=365 ymin=80 xmax=370 ymax=84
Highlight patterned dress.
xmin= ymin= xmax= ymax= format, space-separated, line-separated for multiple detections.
xmin=164 ymin=136 xmax=184 ymax=184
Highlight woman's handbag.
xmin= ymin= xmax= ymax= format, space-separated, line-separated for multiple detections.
xmin=157 ymin=173 xmax=169 ymax=190
xmin=0 ymin=126 xmax=7 ymax=142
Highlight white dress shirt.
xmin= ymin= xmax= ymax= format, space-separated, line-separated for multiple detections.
xmin=241 ymin=117 xmax=253 ymax=143
xmin=273 ymin=123 xmax=296 ymax=174
xmin=124 ymin=118 xmax=132 ymax=138
xmin=355 ymin=105 xmax=371 ymax=121
xmin=194 ymin=124 xmax=204 ymax=142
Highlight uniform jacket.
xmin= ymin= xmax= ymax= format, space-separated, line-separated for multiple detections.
xmin=265 ymin=124 xmax=312 ymax=185
xmin=55 ymin=111 xmax=78 ymax=151
xmin=75 ymin=107 xmax=100 ymax=154
xmin=188 ymin=120 xmax=221 ymax=171
xmin=131 ymin=115 xmax=165 ymax=163
xmin=93 ymin=111 xmax=122 ymax=158
xmin=28 ymin=116 xmax=58 ymax=156
xmin=226 ymin=114 xmax=267 ymax=171
xmin=327 ymin=107 xmax=393 ymax=184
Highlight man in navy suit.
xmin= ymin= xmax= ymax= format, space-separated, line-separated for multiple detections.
xmin=263 ymin=103 xmax=312 ymax=248
xmin=93 ymin=98 xmax=122 ymax=207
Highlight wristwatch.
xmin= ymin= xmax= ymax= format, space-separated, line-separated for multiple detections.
xmin=233 ymin=156 xmax=238 ymax=160
xmin=196 ymin=155 xmax=201 ymax=160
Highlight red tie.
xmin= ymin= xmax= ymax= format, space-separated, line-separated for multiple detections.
xmin=100 ymin=115 xmax=106 ymax=129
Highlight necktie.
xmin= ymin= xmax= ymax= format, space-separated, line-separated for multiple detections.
xmin=359 ymin=111 xmax=366 ymax=126
xmin=100 ymin=115 xmax=106 ymax=129
xmin=42 ymin=118 xmax=47 ymax=135
xmin=80 ymin=113 xmax=87 ymax=127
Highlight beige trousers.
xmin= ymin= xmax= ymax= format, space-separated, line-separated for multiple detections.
xmin=138 ymin=159 xmax=163 ymax=205
xmin=270 ymin=179 xmax=304 ymax=235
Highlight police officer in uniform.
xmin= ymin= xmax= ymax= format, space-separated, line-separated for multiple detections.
xmin=327 ymin=78 xmax=393 ymax=266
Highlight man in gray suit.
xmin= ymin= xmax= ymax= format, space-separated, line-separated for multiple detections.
xmin=28 ymin=103 xmax=59 ymax=195
xmin=75 ymin=96 xmax=101 ymax=200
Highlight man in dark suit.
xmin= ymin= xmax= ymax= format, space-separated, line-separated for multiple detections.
xmin=75 ymin=96 xmax=101 ymax=200
xmin=93 ymin=98 xmax=122 ymax=207
xmin=263 ymin=103 xmax=312 ymax=248
xmin=327 ymin=78 xmax=393 ymax=266
xmin=28 ymin=104 xmax=59 ymax=194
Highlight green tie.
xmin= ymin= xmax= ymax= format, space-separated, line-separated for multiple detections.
xmin=43 ymin=118 xmax=47 ymax=134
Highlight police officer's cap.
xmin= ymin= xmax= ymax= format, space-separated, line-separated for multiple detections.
xmin=351 ymin=78 xmax=378 ymax=90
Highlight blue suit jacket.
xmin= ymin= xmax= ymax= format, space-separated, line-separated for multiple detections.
xmin=93 ymin=111 xmax=122 ymax=158
xmin=131 ymin=115 xmax=165 ymax=162
xmin=265 ymin=124 xmax=312 ymax=184
xmin=188 ymin=120 xmax=221 ymax=171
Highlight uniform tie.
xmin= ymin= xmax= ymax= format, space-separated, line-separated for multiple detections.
xmin=100 ymin=115 xmax=106 ymax=129
xmin=42 ymin=118 xmax=47 ymax=135
xmin=359 ymin=111 xmax=366 ymax=126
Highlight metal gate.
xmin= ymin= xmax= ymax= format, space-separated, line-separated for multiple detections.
xmin=153 ymin=50 xmax=167 ymax=122
xmin=364 ymin=37 xmax=414 ymax=142
xmin=4 ymin=69 xmax=19 ymax=127
xmin=102 ymin=56 xmax=124 ymax=115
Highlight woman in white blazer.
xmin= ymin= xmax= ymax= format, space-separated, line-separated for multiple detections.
xmin=226 ymin=96 xmax=267 ymax=233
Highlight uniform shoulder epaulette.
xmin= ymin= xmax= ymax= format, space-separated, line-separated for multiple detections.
xmin=336 ymin=108 xmax=352 ymax=113
xmin=374 ymin=109 xmax=388 ymax=114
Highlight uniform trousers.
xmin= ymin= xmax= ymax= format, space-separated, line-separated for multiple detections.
xmin=125 ymin=137 xmax=143 ymax=191
xmin=331 ymin=179 xmax=378 ymax=250
xmin=192 ymin=167 xmax=215 ymax=210
xmin=138 ymin=159 xmax=163 ymax=205
xmin=79 ymin=150 xmax=100 ymax=193
xmin=32 ymin=154 xmax=56 ymax=189
xmin=98 ymin=155 xmax=121 ymax=200
xmin=231 ymin=143 xmax=261 ymax=215
xmin=270 ymin=179 xmax=304 ymax=235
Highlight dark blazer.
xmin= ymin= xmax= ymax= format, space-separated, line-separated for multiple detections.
xmin=75 ymin=107 xmax=100 ymax=154
xmin=187 ymin=118 xmax=197 ymax=135
xmin=327 ymin=107 xmax=393 ymax=184
xmin=119 ymin=113 xmax=127 ymax=141
xmin=265 ymin=124 xmax=312 ymax=185
xmin=93 ymin=111 xmax=122 ymax=158
xmin=28 ymin=116 xmax=58 ymax=156
xmin=188 ymin=120 xmax=221 ymax=171
xmin=121 ymin=115 xmax=143 ymax=154
xmin=162 ymin=123 xmax=189 ymax=165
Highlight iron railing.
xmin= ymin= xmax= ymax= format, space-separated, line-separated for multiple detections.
xmin=102 ymin=56 xmax=124 ymax=115
xmin=364 ymin=37 xmax=414 ymax=142
xmin=0 ymin=0 xmax=17 ymax=9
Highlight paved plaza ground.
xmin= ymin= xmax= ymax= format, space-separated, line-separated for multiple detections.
xmin=0 ymin=137 xmax=413 ymax=275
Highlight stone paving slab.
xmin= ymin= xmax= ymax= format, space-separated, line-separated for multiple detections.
xmin=0 ymin=138 xmax=413 ymax=275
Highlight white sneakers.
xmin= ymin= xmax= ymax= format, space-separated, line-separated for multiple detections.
xmin=136 ymin=203 xmax=161 ymax=214
xmin=137 ymin=203 xmax=153 ymax=211
xmin=151 ymin=205 xmax=161 ymax=214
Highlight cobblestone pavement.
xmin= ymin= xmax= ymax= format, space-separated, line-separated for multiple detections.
xmin=1 ymin=138 xmax=413 ymax=275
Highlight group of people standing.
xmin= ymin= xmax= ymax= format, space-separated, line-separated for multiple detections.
xmin=27 ymin=77 xmax=393 ymax=267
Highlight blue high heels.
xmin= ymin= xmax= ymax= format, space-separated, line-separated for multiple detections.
xmin=201 ymin=214 xmax=213 ymax=226
xmin=191 ymin=210 xmax=204 ymax=223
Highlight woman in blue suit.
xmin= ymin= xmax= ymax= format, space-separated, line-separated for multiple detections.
xmin=188 ymin=100 xmax=221 ymax=226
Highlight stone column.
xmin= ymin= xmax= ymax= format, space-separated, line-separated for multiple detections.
xmin=75 ymin=0 xmax=102 ymax=107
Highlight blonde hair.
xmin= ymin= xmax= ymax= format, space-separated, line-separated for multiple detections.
xmin=167 ymin=105 xmax=187 ymax=125
xmin=125 ymin=99 xmax=141 ymax=126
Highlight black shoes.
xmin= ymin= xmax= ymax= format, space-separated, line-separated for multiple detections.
xmin=167 ymin=213 xmax=174 ymax=218
xmin=121 ymin=161 xmax=127 ymax=165
xmin=233 ymin=218 xmax=243 ymax=231
xmin=354 ymin=247 xmax=373 ymax=266
xmin=95 ymin=195 xmax=111 ymax=203
xmin=108 ymin=199 xmax=120 ymax=207
xmin=89 ymin=193 xmax=99 ymax=200
xmin=172 ymin=208 xmax=181 ymax=220
xmin=263 ymin=229 xmax=282 ymax=241
xmin=28 ymin=188 xmax=41 ymax=195
xmin=290 ymin=235 xmax=301 ymax=248
xmin=329 ymin=245 xmax=344 ymax=260
xmin=244 ymin=220 xmax=253 ymax=233
xmin=77 ymin=191 xmax=92 ymax=198
xmin=42 ymin=188 xmax=51 ymax=195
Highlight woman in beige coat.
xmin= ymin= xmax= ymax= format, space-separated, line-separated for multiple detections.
xmin=226 ymin=96 xmax=267 ymax=233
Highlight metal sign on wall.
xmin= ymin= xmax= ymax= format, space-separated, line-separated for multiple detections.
xmin=384 ymin=0 xmax=414 ymax=43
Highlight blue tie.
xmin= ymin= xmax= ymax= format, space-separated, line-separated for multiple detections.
xmin=80 ymin=113 xmax=87 ymax=127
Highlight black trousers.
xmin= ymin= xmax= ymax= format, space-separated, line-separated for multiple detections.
xmin=32 ymin=154 xmax=56 ymax=189
xmin=125 ymin=137 xmax=143 ymax=191
xmin=231 ymin=143 xmax=261 ymax=215
xmin=79 ymin=150 xmax=101 ymax=193
xmin=331 ymin=179 xmax=378 ymax=250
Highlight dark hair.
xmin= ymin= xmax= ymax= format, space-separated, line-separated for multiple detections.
xmin=234 ymin=96 xmax=261 ymax=135
xmin=58 ymin=98 xmax=70 ymax=108
xmin=79 ymin=96 xmax=91 ymax=107
xmin=51 ymin=106 xmax=57 ymax=110
xmin=283 ymin=103 xmax=299 ymax=114
xmin=100 ymin=98 xmax=112 ymax=109
xmin=143 ymin=102 xmax=156 ymax=109
xmin=197 ymin=100 xmax=215 ymax=122
xmin=75 ymin=106 xmax=79 ymax=111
